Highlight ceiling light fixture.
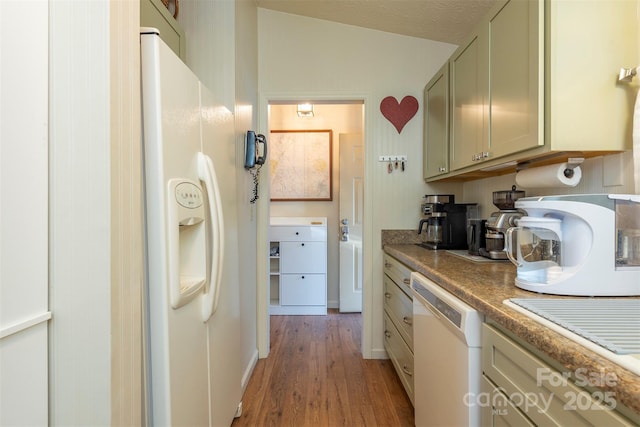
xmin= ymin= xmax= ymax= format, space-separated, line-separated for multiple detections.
xmin=297 ymin=103 xmax=314 ymax=117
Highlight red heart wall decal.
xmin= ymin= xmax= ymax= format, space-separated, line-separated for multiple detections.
xmin=380 ymin=96 xmax=419 ymax=134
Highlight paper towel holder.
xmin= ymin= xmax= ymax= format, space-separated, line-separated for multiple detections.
xmin=618 ymin=66 xmax=639 ymax=83
xmin=563 ymin=157 xmax=584 ymax=178
xmin=516 ymin=156 xmax=584 ymax=178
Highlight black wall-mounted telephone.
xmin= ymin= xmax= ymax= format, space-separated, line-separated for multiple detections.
xmin=244 ymin=130 xmax=267 ymax=169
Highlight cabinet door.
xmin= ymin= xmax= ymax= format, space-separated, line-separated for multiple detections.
xmin=281 ymin=274 xmax=326 ymax=306
xmin=450 ymin=32 xmax=486 ymax=171
xmin=423 ymin=62 xmax=450 ymax=179
xmin=483 ymin=324 xmax=634 ymax=426
xmin=280 ymin=241 xmax=326 ymax=274
xmin=486 ymin=0 xmax=542 ymax=159
xmin=481 ymin=376 xmax=535 ymax=426
xmin=140 ymin=0 xmax=187 ymax=61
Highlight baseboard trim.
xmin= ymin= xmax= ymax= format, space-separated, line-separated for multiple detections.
xmin=368 ymin=347 xmax=388 ymax=360
xmin=241 ymin=348 xmax=259 ymax=393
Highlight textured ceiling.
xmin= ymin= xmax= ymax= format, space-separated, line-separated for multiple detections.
xmin=256 ymin=0 xmax=500 ymax=45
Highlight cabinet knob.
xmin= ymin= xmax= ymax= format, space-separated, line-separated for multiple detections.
xmin=384 ymin=292 xmax=391 ymax=299
xmin=301 ymin=243 xmax=305 ymax=247
xmin=295 ymin=232 xmax=299 ymax=235
xmin=403 ymin=278 xmax=410 ymax=285
xmin=384 ymin=262 xmax=391 ymax=268
xmin=439 ymin=167 xmax=446 ymax=172
xmin=301 ymin=275 xmax=305 ymax=279
xmin=403 ymin=316 xmax=413 ymax=326
xmin=384 ymin=330 xmax=391 ymax=338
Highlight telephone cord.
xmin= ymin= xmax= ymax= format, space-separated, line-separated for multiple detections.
xmin=249 ymin=164 xmax=262 ymax=204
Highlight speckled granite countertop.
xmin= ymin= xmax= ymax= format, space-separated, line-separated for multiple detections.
xmin=383 ymin=243 xmax=640 ymax=418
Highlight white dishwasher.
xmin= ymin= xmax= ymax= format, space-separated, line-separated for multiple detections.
xmin=411 ymin=272 xmax=483 ymax=427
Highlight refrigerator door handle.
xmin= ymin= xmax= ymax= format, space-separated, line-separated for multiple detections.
xmin=198 ymin=152 xmax=225 ymax=322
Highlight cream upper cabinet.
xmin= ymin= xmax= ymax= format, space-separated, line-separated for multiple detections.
xmin=484 ymin=0 xmax=542 ymax=160
xmin=546 ymin=0 xmax=636 ymax=152
xmin=450 ymin=0 xmax=541 ymax=172
xmin=425 ymin=0 xmax=637 ymax=181
xmin=423 ymin=62 xmax=450 ymax=179
xmin=450 ymin=32 xmax=485 ymax=171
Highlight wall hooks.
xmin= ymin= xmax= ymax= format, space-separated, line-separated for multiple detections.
xmin=379 ymin=155 xmax=407 ymax=173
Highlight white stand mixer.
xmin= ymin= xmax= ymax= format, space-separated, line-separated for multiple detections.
xmin=506 ymin=194 xmax=640 ymax=296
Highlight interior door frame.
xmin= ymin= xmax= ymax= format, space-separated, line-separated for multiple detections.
xmin=257 ymin=92 xmax=373 ymax=358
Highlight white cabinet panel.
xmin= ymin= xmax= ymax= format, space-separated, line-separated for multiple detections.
xmin=269 ymin=217 xmax=327 ymax=315
xmin=269 ymin=225 xmax=327 ymax=242
xmin=280 ymin=274 xmax=326 ymax=306
xmin=280 ymin=241 xmax=326 ymax=274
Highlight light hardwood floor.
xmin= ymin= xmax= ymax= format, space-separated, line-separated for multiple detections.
xmin=231 ymin=310 xmax=414 ymax=427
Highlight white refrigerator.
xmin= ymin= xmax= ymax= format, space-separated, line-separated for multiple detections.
xmin=140 ymin=29 xmax=243 ymax=426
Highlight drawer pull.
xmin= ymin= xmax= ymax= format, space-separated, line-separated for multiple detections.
xmin=384 ymin=330 xmax=391 ymax=338
xmin=384 ymin=262 xmax=391 ymax=268
xmin=403 ymin=278 xmax=410 ymax=285
xmin=384 ymin=292 xmax=391 ymax=299
xmin=402 ymin=316 xmax=412 ymax=326
xmin=402 ymin=365 xmax=413 ymax=377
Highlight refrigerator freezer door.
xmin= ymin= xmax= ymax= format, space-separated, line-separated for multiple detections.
xmin=141 ymin=32 xmax=210 ymax=426
xmin=199 ymin=83 xmax=244 ymax=426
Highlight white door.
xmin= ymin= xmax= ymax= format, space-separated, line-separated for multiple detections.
xmin=339 ymin=133 xmax=364 ymax=312
xmin=0 ymin=1 xmax=50 ymax=425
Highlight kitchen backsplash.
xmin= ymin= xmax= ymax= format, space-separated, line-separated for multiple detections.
xmin=462 ymin=152 xmax=636 ymax=218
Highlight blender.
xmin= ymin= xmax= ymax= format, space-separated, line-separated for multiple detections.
xmin=479 ymin=186 xmax=525 ymax=260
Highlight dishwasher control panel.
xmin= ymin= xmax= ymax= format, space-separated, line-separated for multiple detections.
xmin=413 ymin=281 xmax=462 ymax=328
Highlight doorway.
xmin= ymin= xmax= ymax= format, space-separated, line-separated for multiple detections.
xmin=259 ymin=100 xmax=366 ymax=355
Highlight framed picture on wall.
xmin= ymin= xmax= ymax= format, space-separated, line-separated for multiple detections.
xmin=269 ymin=129 xmax=333 ymax=201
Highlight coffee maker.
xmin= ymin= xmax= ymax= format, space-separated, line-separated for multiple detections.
xmin=418 ymin=194 xmax=473 ymax=250
xmin=505 ymin=194 xmax=640 ymax=296
xmin=479 ymin=186 xmax=525 ymax=260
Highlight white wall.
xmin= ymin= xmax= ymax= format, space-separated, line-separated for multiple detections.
xmin=234 ymin=0 xmax=262 ymax=393
xmin=49 ymin=1 xmax=112 ymax=424
xmin=463 ymin=152 xmax=637 ymax=218
xmin=258 ymin=9 xmax=462 ymax=357
xmin=1 ymin=2 xmax=49 ymax=425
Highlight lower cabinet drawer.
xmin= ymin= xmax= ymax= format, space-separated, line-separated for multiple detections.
xmin=483 ymin=324 xmax=634 ymax=426
xmin=384 ymin=312 xmax=414 ymax=405
xmin=383 ymin=275 xmax=413 ymax=350
xmin=280 ymin=274 xmax=326 ymax=306
xmin=383 ymin=254 xmax=412 ymax=297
